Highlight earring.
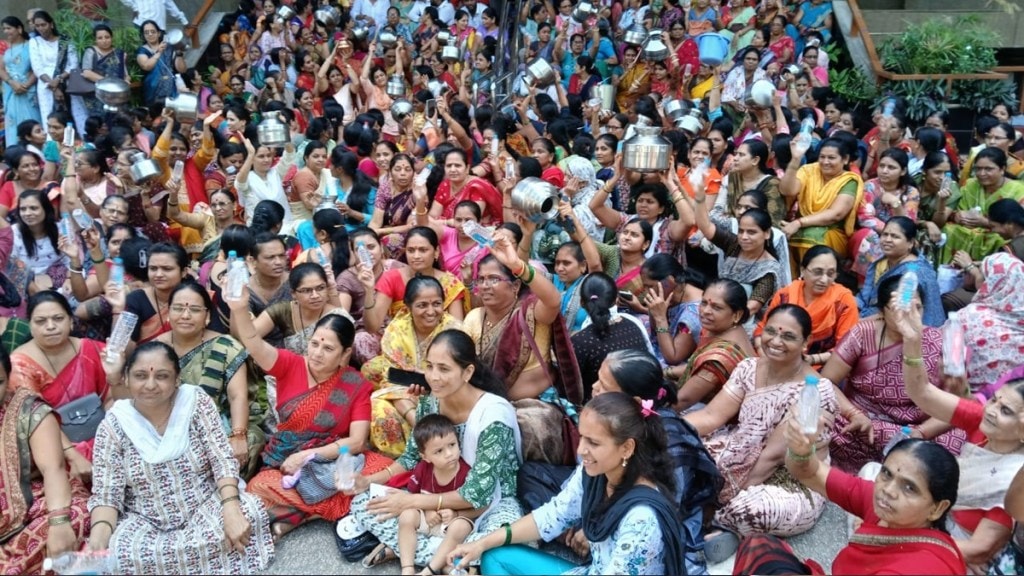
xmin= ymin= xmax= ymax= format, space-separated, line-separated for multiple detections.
xmin=621 ymin=457 xmax=628 ymax=468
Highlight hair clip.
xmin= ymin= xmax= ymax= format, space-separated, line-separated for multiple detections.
xmin=657 ymin=388 xmax=667 ymax=400
xmin=589 ymin=294 xmax=599 ymax=301
xmin=640 ymin=398 xmax=657 ymax=419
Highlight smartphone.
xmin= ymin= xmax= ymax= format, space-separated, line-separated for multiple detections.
xmin=369 ymin=483 xmax=389 ymax=499
xmin=425 ymin=98 xmax=437 ymax=118
xmin=618 ymin=290 xmax=634 ymax=302
xmin=388 ymin=367 xmax=430 ymax=391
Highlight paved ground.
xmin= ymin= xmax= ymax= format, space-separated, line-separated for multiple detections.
xmin=260 ymin=501 xmax=848 ymax=574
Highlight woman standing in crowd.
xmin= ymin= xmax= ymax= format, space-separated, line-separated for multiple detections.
xmin=80 ymin=24 xmax=128 ymax=119
xmin=0 ymin=16 xmax=39 ymax=149
xmin=137 ymin=20 xmax=187 ymax=104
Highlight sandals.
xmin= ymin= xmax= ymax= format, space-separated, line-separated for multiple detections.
xmin=704 ymin=527 xmax=740 ymax=565
xmin=361 ymin=542 xmax=397 ymax=568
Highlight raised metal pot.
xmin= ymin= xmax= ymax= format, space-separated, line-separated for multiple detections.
xmin=571 ymin=1 xmax=597 ymax=23
xmin=641 ymin=29 xmax=669 ymax=62
xmin=663 ymin=98 xmax=686 ymax=121
xmin=165 ymin=93 xmax=199 ymax=122
xmin=351 ymin=21 xmax=370 ymax=40
xmin=427 ymin=78 xmax=450 ymax=98
xmin=623 ymin=22 xmax=648 ymax=46
xmin=378 ymin=29 xmax=398 ymax=48
xmin=128 ymin=152 xmax=162 ymax=184
xmin=257 ymin=117 xmax=290 ymax=148
xmin=315 ymin=7 xmax=340 ymax=28
xmin=276 ymin=5 xmax=297 ymax=22
xmin=385 ymin=74 xmax=407 ymax=98
xmin=95 ymin=78 xmax=131 ymax=109
xmin=390 ymin=99 xmax=413 ymax=122
xmin=745 ymin=79 xmax=775 ymax=109
xmin=622 ymin=126 xmax=672 ymax=173
xmin=441 ymin=44 xmax=461 ymax=63
xmin=524 ymin=58 xmax=556 ymax=87
xmin=511 ymin=177 xmax=559 ymax=224
xmin=165 ymin=28 xmax=187 ymax=50
xmin=436 ymin=30 xmax=454 ymax=45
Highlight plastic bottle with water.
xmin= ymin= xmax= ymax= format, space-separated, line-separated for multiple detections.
xmin=356 ymin=241 xmax=373 ymax=269
xmin=335 ymin=445 xmax=356 ymax=491
xmin=883 ymin=425 xmax=913 ymax=456
xmin=894 ymin=270 xmax=918 ymax=311
xmin=224 ymin=250 xmax=249 ymax=302
xmin=171 ymin=160 xmax=185 ymax=183
xmin=58 ymin=212 xmax=71 ymax=239
xmin=797 ymin=375 xmax=822 ymax=434
xmin=43 ymin=550 xmax=116 ymax=575
xmin=796 ymin=117 xmax=816 ymax=148
xmin=504 ymin=158 xmax=516 ymax=181
xmin=110 ymin=257 xmax=125 ymax=291
xmin=463 ymin=221 xmax=494 ymax=248
xmin=450 ymin=557 xmax=469 ymax=576
xmin=943 ymin=311 xmax=967 ymax=377
xmin=72 ymin=208 xmax=94 ymax=231
xmin=882 ymin=99 xmax=896 ymax=117
xmin=106 ymin=311 xmax=138 ymax=364
xmin=940 ymin=172 xmax=952 ymax=195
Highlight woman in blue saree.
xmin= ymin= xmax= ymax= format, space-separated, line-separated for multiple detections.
xmin=136 ymin=20 xmax=185 ymax=104
xmin=1 ymin=17 xmax=40 ymax=148
xmin=856 ymin=217 xmax=945 ymax=327
xmin=81 ymin=25 xmax=128 ymax=119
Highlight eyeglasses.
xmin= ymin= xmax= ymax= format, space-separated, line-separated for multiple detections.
xmin=474 ymin=276 xmax=513 ymax=288
xmin=804 ymin=267 xmax=837 ymax=279
xmin=607 ymin=124 xmax=623 ymax=130
xmin=295 ymin=284 xmax=328 ymax=295
xmin=762 ymin=326 xmax=802 ymax=344
xmin=211 ymin=202 xmax=232 ymax=208
xmin=170 ymin=304 xmax=207 ymax=315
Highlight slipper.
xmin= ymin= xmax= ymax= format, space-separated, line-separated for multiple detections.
xmin=361 ymin=542 xmax=396 ymax=568
xmin=704 ymin=528 xmax=740 ymax=565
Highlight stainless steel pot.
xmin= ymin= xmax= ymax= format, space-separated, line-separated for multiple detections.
xmin=95 ymin=78 xmax=131 ymax=109
xmin=676 ymin=113 xmax=703 ymax=135
xmin=427 ymin=78 xmax=450 ymax=98
xmin=441 ymin=44 xmax=461 ymax=63
xmin=663 ymin=98 xmax=686 ymax=121
xmin=390 ymin=99 xmax=413 ymax=122
xmin=257 ymin=117 xmax=290 ymax=148
xmin=511 ymin=177 xmax=559 ymax=224
xmin=165 ymin=93 xmax=199 ymax=122
xmin=385 ymin=74 xmax=406 ymax=98
xmin=623 ymin=22 xmax=648 ymax=46
xmin=378 ymin=29 xmax=398 ymax=48
xmin=641 ymin=29 xmax=669 ymax=62
xmin=572 ymin=1 xmax=597 ymax=23
xmin=622 ymin=126 xmax=672 ymax=173
xmin=128 ymin=152 xmax=162 ymax=184
xmin=524 ymin=58 xmax=556 ymax=87
xmin=276 ymin=5 xmax=297 ymax=22
xmin=436 ymin=30 xmax=453 ymax=45
xmin=745 ymin=79 xmax=775 ymax=108
xmin=596 ymin=83 xmax=615 ymax=111
xmin=315 ymin=6 xmax=340 ymax=28
xmin=351 ymin=21 xmax=370 ymax=40
xmin=165 ymin=28 xmax=187 ymax=50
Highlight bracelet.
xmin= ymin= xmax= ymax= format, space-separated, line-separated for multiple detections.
xmin=383 ymin=467 xmax=393 ymax=481
xmin=655 ymin=326 xmax=669 ymax=334
xmin=511 ymin=260 xmax=527 ymax=278
xmin=91 ymin=256 xmax=106 ymax=264
xmin=786 ymin=447 xmax=815 ymax=462
xmin=902 ymin=356 xmax=924 ymax=366
xmin=63 ymin=445 xmax=75 ymax=452
xmin=664 ymin=367 xmax=674 ymax=380
xmin=229 ymin=427 xmax=247 ymax=438
xmin=415 ymin=207 xmax=428 ymax=216
xmin=502 ymin=522 xmax=512 ymax=546
xmin=48 ymin=506 xmax=71 ymax=517
xmin=220 ymin=495 xmax=241 ymax=506
xmin=47 ymin=515 xmax=71 ymax=526
xmin=518 ymin=264 xmax=535 ymax=284
xmin=964 ymin=263 xmax=978 ymax=272
xmin=69 ymin=265 xmax=84 ymax=275
xmin=436 ymin=494 xmax=443 ymax=512
xmin=364 ymin=297 xmax=377 ymax=310
xmin=167 ymin=201 xmax=179 ymax=207
xmin=92 ymin=519 xmax=114 ymax=534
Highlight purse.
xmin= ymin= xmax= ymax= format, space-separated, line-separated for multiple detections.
xmin=65 ymin=69 xmax=95 ymax=96
xmin=295 ymin=452 xmax=365 ymax=504
xmin=55 ymin=393 xmax=104 ymax=443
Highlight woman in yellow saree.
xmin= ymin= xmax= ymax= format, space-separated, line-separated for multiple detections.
xmin=361 ymin=275 xmax=464 ymax=457
xmin=781 ymin=137 xmax=863 ymax=277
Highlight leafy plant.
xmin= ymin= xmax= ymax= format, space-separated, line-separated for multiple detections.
xmin=829 ymin=67 xmax=878 ymax=107
xmin=880 ymin=80 xmax=948 ymax=123
xmin=878 ymin=16 xmax=1000 ymax=75
xmin=950 ymin=79 xmax=1019 ymax=112
xmin=55 ymin=0 xmax=144 ymax=84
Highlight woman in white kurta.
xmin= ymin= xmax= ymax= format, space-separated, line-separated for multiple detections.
xmin=27 ymin=12 xmax=87 ymax=133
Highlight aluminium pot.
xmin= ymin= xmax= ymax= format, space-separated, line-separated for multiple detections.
xmin=315 ymin=6 xmax=340 ymax=28
xmin=511 ymin=177 xmax=559 ymax=224
xmin=378 ymin=29 xmax=399 ymax=49
xmin=351 ymin=21 xmax=370 ymax=40
xmin=571 ymin=1 xmax=598 ymax=23
xmin=95 ymin=78 xmax=131 ymax=109
xmin=524 ymin=58 xmax=556 ymax=88
xmin=622 ymin=126 xmax=672 ymax=173
xmin=385 ymin=74 xmax=407 ymax=98
xmin=165 ymin=93 xmax=199 ymax=122
xmin=623 ymin=22 xmax=648 ymax=46
xmin=436 ymin=30 xmax=453 ymax=45
xmin=427 ymin=78 xmax=450 ymax=98
xmin=276 ymin=5 xmax=297 ymax=22
xmin=441 ymin=44 xmax=461 ymax=63
xmin=641 ymin=29 xmax=669 ymax=62
xmin=257 ymin=117 xmax=290 ymax=148
xmin=663 ymin=98 xmax=686 ymax=121
xmin=165 ymin=28 xmax=187 ymax=50
xmin=745 ymin=79 xmax=775 ymax=109
xmin=128 ymin=152 xmax=162 ymax=184
xmin=390 ymin=99 xmax=413 ymax=122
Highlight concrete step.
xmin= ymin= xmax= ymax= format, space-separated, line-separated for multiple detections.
xmin=184 ymin=11 xmax=227 ymax=69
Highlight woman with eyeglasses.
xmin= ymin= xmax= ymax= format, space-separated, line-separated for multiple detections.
xmin=136 ymin=20 xmax=186 ymax=104
xmin=686 ymin=304 xmax=838 ymax=558
xmin=959 ymin=122 xmax=1024 ymax=185
xmin=153 ymin=282 xmax=266 ymax=479
xmin=939 ymin=147 xmax=1024 ymax=264
xmin=754 ymin=245 xmax=857 ymax=368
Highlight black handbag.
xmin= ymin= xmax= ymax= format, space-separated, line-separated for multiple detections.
xmin=55 ymin=393 xmax=104 ymax=443
xmin=334 ymin=530 xmax=380 ymax=563
xmin=65 ymin=69 xmax=95 ymax=96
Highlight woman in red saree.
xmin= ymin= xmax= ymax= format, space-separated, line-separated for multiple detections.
xmin=0 ymin=351 xmax=90 ymax=574
xmin=429 ymin=148 xmax=503 ymax=225
xmin=732 ymin=415 xmax=966 ymax=575
xmin=230 ymin=288 xmax=388 ymax=539
xmin=10 ymin=291 xmax=110 ymax=478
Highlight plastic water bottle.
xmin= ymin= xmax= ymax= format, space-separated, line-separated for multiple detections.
xmin=450 ymin=557 xmax=469 ymax=576
xmin=940 ymin=172 xmax=952 ymax=194
xmin=63 ymin=125 xmax=76 ymax=148
xmin=58 ymin=212 xmax=71 ymax=239
xmin=883 ymin=425 xmax=912 ymax=456
xmin=504 ymin=158 xmax=516 ymax=181
xmin=224 ymin=250 xmax=249 ymax=302
xmin=43 ymin=550 xmax=116 ymax=575
xmin=797 ymin=117 xmax=815 ymax=145
xmin=491 ymin=135 xmax=500 ymax=157
xmin=882 ymin=99 xmax=896 ymax=117
xmin=463 ymin=221 xmax=494 ymax=248
xmin=72 ymin=208 xmax=94 ymax=231
xmin=335 ymin=445 xmax=356 ymax=491
xmin=797 ymin=375 xmax=822 ymax=434
xmin=106 ymin=311 xmax=138 ymax=364
xmin=110 ymin=257 xmax=125 ymax=291
xmin=317 ymin=247 xmax=328 ymax=266
xmin=943 ymin=311 xmax=967 ymax=377
xmin=171 ymin=160 xmax=185 ymax=183
xmin=895 ymin=270 xmax=918 ymax=311
xmin=356 ymin=241 xmax=373 ymax=268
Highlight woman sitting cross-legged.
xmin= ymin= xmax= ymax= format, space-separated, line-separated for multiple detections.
xmin=446 ymin=392 xmax=687 ymax=575
xmin=732 ymin=417 xmax=966 ymax=575
xmin=229 ymin=286 xmax=389 ymax=540
xmin=88 ymin=341 xmax=274 ymax=574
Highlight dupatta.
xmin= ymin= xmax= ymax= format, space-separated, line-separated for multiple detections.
xmin=796 ymin=164 xmax=863 ymax=237
xmin=841 ymin=524 xmax=965 ymax=574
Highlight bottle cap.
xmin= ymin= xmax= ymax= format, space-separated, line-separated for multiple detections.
xmin=804 ymin=375 xmax=819 ymax=385
xmin=113 ymin=257 xmax=123 ymax=264
xmin=228 ymin=250 xmax=237 ymax=258
xmin=339 ymin=445 xmax=349 ymax=455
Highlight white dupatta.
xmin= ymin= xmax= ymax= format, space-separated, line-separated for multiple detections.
xmin=461 ymin=392 xmax=522 ymax=521
xmin=108 ymin=384 xmax=200 ymax=464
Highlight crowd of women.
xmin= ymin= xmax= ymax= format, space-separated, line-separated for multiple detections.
xmin=1 ymin=0 xmax=1024 ymax=574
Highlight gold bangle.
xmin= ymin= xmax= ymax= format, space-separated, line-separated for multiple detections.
xmin=47 ymin=515 xmax=71 ymax=526
xmin=415 ymin=207 xmax=428 ymax=216
xmin=436 ymin=494 xmax=443 ymax=512
xmin=903 ymin=356 xmax=924 ymax=366
xmin=786 ymin=446 xmax=815 ymax=462
xmin=384 ymin=467 xmax=393 ymax=480
xmin=363 ymin=297 xmax=377 ymax=310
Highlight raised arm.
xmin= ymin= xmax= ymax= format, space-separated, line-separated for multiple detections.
xmin=226 ymin=285 xmax=279 ymax=371
xmin=489 ymin=235 xmax=561 ymax=325
xmin=891 ymin=303 xmax=958 ymax=423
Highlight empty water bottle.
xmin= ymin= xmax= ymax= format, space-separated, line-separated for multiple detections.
xmin=450 ymin=557 xmax=469 ymax=576
xmin=63 ymin=125 xmax=76 ymax=148
xmin=43 ymin=550 xmax=116 ymax=575
xmin=171 ymin=160 xmax=185 ymax=183
xmin=797 ymin=375 xmax=822 ymax=434
xmin=106 ymin=312 xmax=139 ymax=364
xmin=225 ymin=251 xmax=249 ymax=302
xmin=883 ymin=425 xmax=913 ymax=456
xmin=356 ymin=241 xmax=373 ymax=268
xmin=940 ymin=172 xmax=952 ymax=194
xmin=491 ymin=136 xmax=500 ymax=157
xmin=58 ymin=213 xmax=71 ymax=239
xmin=882 ymin=99 xmax=896 ymax=117
xmin=943 ymin=311 xmax=967 ymax=377
xmin=335 ymin=445 xmax=356 ymax=491
xmin=110 ymin=257 xmax=125 ymax=291
xmin=72 ymin=208 xmax=94 ymax=231
xmin=504 ymin=158 xmax=516 ymax=181
xmin=895 ymin=270 xmax=918 ymax=311
xmin=463 ymin=221 xmax=494 ymax=248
